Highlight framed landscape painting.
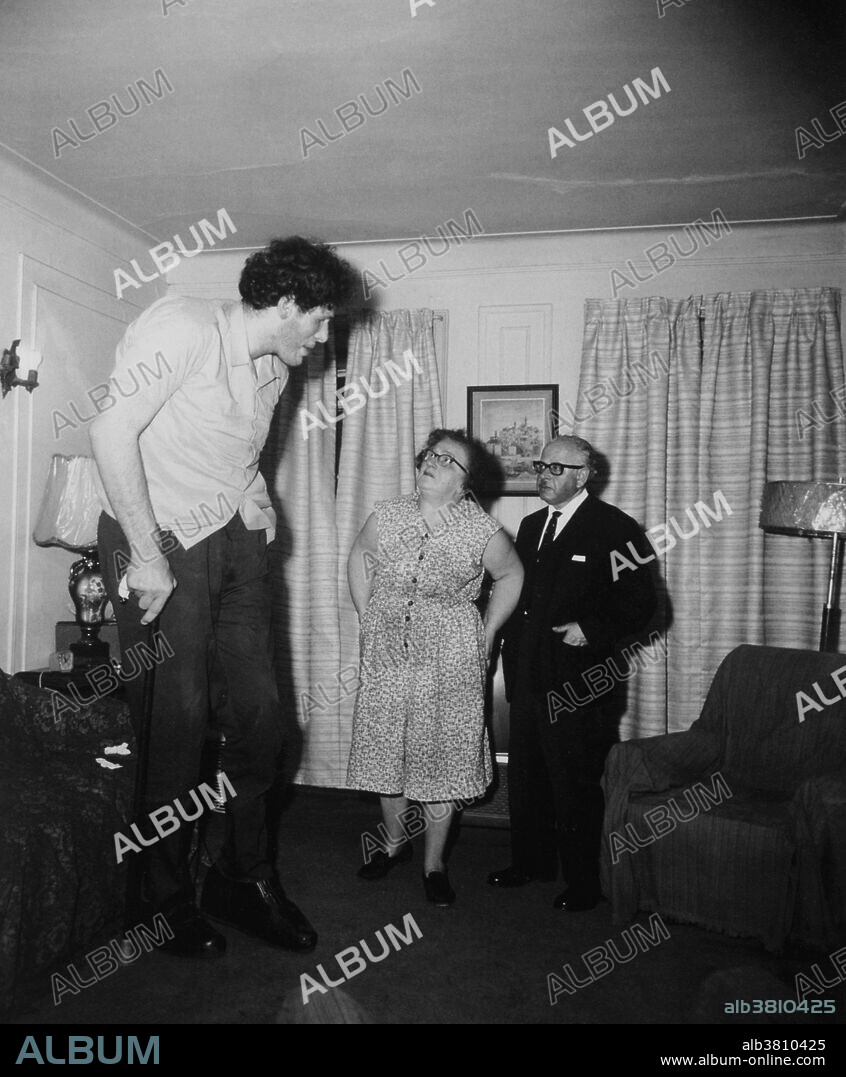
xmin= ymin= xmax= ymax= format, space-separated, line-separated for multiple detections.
xmin=466 ymin=384 xmax=559 ymax=496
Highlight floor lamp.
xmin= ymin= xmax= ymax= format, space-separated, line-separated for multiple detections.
xmin=759 ymin=480 xmax=846 ymax=653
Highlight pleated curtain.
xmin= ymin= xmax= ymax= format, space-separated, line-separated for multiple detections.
xmin=573 ymin=288 xmax=845 ymax=737
xmin=263 ymin=341 xmax=341 ymax=786
xmin=334 ymin=309 xmax=444 ymax=781
xmin=265 ymin=309 xmax=443 ymax=786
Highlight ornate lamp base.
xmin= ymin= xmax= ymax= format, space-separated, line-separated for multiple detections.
xmin=69 ymin=548 xmax=110 ymax=671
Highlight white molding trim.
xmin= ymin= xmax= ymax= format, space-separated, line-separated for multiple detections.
xmin=5 ymin=257 xmax=137 ymax=670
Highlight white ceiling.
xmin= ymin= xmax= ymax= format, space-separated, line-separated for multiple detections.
xmin=0 ymin=0 xmax=844 ymax=247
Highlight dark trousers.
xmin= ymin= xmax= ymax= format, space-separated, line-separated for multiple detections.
xmin=508 ymin=651 xmax=611 ymax=892
xmin=99 ymin=511 xmax=284 ymax=909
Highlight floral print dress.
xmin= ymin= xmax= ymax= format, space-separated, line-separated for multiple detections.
xmin=346 ymin=494 xmax=500 ymax=801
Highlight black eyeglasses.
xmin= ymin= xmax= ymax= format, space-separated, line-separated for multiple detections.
xmin=532 ymin=460 xmax=585 ymax=476
xmin=420 ymin=448 xmax=469 ymax=475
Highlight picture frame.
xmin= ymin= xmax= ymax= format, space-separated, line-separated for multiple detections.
xmin=466 ymin=383 xmax=559 ymax=497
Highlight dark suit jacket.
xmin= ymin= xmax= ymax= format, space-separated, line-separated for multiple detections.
xmin=500 ymin=494 xmax=657 ymax=701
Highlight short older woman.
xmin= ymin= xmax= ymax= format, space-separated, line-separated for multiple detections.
xmin=346 ymin=428 xmax=523 ymax=906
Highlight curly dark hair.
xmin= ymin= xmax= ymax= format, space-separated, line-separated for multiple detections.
xmin=415 ymin=428 xmax=497 ymax=494
xmin=238 ymin=236 xmax=354 ymax=311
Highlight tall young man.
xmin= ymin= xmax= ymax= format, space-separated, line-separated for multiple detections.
xmin=92 ymin=237 xmax=353 ymax=955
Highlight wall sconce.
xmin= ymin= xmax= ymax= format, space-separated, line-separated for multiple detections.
xmin=1 ymin=339 xmax=43 ymax=398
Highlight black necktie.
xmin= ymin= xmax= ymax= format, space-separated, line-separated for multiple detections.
xmin=538 ymin=511 xmax=561 ymax=555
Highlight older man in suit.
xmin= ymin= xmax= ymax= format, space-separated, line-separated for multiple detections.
xmin=490 ymin=435 xmax=656 ymax=911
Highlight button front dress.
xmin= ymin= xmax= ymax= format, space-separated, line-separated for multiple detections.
xmin=346 ymin=494 xmax=500 ymax=802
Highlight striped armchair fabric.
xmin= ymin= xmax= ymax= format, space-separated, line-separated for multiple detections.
xmin=601 ymin=645 xmax=846 ymax=952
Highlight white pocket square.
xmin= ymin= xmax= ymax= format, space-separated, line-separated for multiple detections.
xmin=571 ymin=554 xmax=586 ymax=562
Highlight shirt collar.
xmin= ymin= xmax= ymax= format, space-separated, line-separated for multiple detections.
xmin=546 ymin=487 xmax=588 ymax=526
xmin=217 ymin=300 xmax=286 ymax=388
xmin=216 ymin=301 xmax=252 ymax=369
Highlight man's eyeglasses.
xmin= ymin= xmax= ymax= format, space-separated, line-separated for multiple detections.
xmin=532 ymin=460 xmax=585 ymax=476
xmin=420 ymin=448 xmax=469 ymax=475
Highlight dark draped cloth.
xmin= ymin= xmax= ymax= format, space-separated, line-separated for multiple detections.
xmin=0 ymin=669 xmax=134 ymax=1014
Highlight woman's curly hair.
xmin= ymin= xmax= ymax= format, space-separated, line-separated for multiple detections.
xmin=239 ymin=236 xmax=354 ymax=311
xmin=416 ymin=428 xmax=500 ymax=495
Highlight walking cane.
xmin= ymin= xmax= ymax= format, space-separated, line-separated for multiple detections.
xmin=123 ymin=612 xmax=159 ymax=934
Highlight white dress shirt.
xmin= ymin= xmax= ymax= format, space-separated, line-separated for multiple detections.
xmin=537 ymin=488 xmax=588 ymax=549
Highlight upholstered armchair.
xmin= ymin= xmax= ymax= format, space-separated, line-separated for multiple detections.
xmin=0 ymin=669 xmax=134 ymax=1014
xmin=601 ymin=646 xmax=846 ymax=952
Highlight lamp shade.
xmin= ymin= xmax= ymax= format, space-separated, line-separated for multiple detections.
xmin=759 ymin=480 xmax=846 ymax=537
xmin=32 ymin=454 xmax=104 ymax=551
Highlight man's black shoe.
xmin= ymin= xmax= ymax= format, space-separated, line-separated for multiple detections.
xmin=423 ymin=870 xmax=455 ymax=907
xmin=156 ymin=901 xmax=226 ymax=958
xmin=357 ymin=840 xmax=413 ymax=881
xmin=487 ymin=865 xmax=553 ymax=887
xmin=201 ymin=865 xmax=317 ymax=952
xmin=552 ymin=888 xmax=602 ymax=912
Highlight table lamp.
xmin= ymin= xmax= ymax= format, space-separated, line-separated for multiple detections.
xmin=32 ymin=454 xmax=109 ymax=670
xmin=759 ymin=480 xmax=846 ymax=652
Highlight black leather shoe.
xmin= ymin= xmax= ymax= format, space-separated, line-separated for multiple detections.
xmin=201 ymin=865 xmax=317 ymax=952
xmin=552 ymin=888 xmax=602 ymax=912
xmin=156 ymin=901 xmax=226 ymax=958
xmin=487 ymin=865 xmax=544 ymax=888
xmin=423 ymin=870 xmax=455 ymax=907
xmin=357 ymin=840 xmax=413 ymax=881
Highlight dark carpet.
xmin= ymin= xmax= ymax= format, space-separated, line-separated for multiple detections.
xmin=9 ymin=787 xmax=846 ymax=1027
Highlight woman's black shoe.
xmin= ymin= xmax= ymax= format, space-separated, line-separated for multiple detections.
xmin=423 ymin=870 xmax=455 ymax=907
xmin=357 ymin=840 xmax=413 ymax=880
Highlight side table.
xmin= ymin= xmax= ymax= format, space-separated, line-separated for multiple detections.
xmin=13 ymin=667 xmax=126 ymax=704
